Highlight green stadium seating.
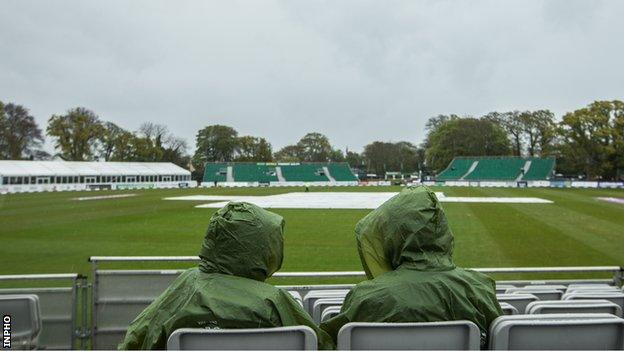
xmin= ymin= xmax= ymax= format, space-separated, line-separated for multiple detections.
xmin=203 ymin=163 xmax=228 ymax=182
xmin=233 ymin=164 xmax=278 ymax=183
xmin=464 ymin=158 xmax=526 ymax=181
xmin=280 ymin=164 xmax=329 ymax=182
xmin=326 ymin=164 xmax=358 ymax=181
xmin=437 ymin=157 xmax=555 ymax=181
xmin=436 ymin=158 xmax=475 ymax=180
xmin=523 ymin=157 xmax=555 ymax=180
xmin=201 ymin=162 xmax=356 ymax=183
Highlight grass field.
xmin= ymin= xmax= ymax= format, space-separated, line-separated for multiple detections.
xmin=1 ymin=186 xmax=623 ymax=285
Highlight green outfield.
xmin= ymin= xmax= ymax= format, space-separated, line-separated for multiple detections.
xmin=1 ymin=186 xmax=623 ymax=284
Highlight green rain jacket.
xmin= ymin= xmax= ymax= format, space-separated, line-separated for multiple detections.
xmin=119 ymin=202 xmax=334 ymax=350
xmin=321 ymin=186 xmax=502 ymax=346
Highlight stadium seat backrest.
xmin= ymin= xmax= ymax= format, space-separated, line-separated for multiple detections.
xmin=337 ymin=321 xmax=481 ymax=350
xmin=496 ymin=293 xmax=539 ymax=314
xmin=499 ymin=302 xmax=518 ymax=315
xmin=166 ymin=326 xmax=318 ymax=350
xmin=288 ymin=291 xmax=304 ymax=307
xmin=562 ymin=292 xmax=624 ymax=310
xmin=526 ymin=300 xmax=623 ymax=317
xmin=506 ymin=288 xmax=563 ymax=301
xmin=488 ymin=313 xmax=624 ymax=350
xmin=0 ymin=294 xmax=41 ymax=349
xmin=567 ymin=284 xmax=615 ymax=289
xmin=312 ymin=298 xmax=344 ymax=324
xmin=321 ymin=306 xmax=342 ymax=322
xmin=566 ymin=287 xmax=621 ymax=294
xmin=495 ymin=284 xmax=516 ymax=294
xmin=303 ymin=290 xmax=349 ymax=315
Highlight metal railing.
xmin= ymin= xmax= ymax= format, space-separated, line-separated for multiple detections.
xmin=81 ymin=256 xmax=621 ymax=349
xmin=0 ymin=273 xmax=89 ymax=349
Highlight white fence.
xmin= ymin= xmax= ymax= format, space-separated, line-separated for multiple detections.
xmin=0 ymin=181 xmax=198 ymax=194
xmin=423 ymin=180 xmax=624 ymax=189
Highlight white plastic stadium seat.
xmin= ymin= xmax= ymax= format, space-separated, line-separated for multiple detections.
xmin=496 ymin=284 xmax=516 ymax=294
xmin=499 ymin=302 xmax=518 ymax=315
xmin=567 ymin=284 xmax=614 ymax=289
xmin=562 ymin=292 xmax=624 ymax=311
xmin=336 ymin=321 xmax=480 ymax=350
xmin=288 ymin=291 xmax=304 ymax=307
xmin=321 ymin=306 xmax=342 ymax=322
xmin=526 ymin=300 xmax=623 ymax=317
xmin=0 ymin=294 xmax=42 ymax=350
xmin=521 ymin=284 xmax=567 ymax=291
xmin=166 ymin=326 xmax=317 ymax=350
xmin=496 ymin=293 xmax=539 ymax=314
xmin=312 ymin=298 xmax=344 ymax=324
xmin=566 ymin=286 xmax=621 ymax=294
xmin=506 ymin=288 xmax=563 ymax=301
xmin=303 ymin=290 xmax=349 ymax=315
xmin=488 ymin=313 xmax=624 ymax=350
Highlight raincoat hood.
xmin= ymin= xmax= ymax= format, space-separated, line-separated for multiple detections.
xmin=356 ymin=186 xmax=455 ymax=278
xmin=199 ymin=202 xmax=285 ymax=281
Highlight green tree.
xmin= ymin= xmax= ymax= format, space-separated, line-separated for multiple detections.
xmin=274 ymin=145 xmax=301 ymax=162
xmin=345 ymin=150 xmax=363 ymax=169
xmin=47 ymin=107 xmax=103 ymax=161
xmin=425 ymin=117 xmax=511 ymax=172
xmin=99 ymin=121 xmax=127 ymax=161
xmin=192 ymin=125 xmax=239 ymax=168
xmin=137 ymin=122 xmax=189 ymax=166
xmin=296 ymin=132 xmax=333 ymax=162
xmin=329 ymin=148 xmax=345 ymax=162
xmin=235 ymin=136 xmax=273 ymax=162
xmin=363 ymin=141 xmax=422 ymax=175
xmin=484 ymin=111 xmax=524 ymax=156
xmin=522 ymin=110 xmax=557 ymax=157
xmin=0 ymin=102 xmax=45 ymax=160
xmin=558 ymin=100 xmax=624 ymax=180
xmin=108 ymin=130 xmax=136 ymax=161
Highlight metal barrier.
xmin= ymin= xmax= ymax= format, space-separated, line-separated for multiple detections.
xmin=89 ymin=256 xmax=623 ymax=350
xmin=0 ymin=273 xmax=89 ymax=349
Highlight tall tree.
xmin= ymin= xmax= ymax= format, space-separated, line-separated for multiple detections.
xmin=363 ymin=141 xmax=422 ymax=175
xmin=192 ymin=125 xmax=239 ymax=168
xmin=425 ymin=117 xmax=510 ymax=172
xmin=296 ymin=132 xmax=334 ymax=162
xmin=99 ymin=121 xmax=127 ymax=161
xmin=558 ymin=100 xmax=624 ymax=180
xmin=274 ymin=145 xmax=301 ymax=162
xmin=329 ymin=148 xmax=345 ymax=162
xmin=236 ymin=136 xmax=273 ymax=162
xmin=47 ymin=107 xmax=103 ymax=161
xmin=484 ymin=111 xmax=524 ymax=156
xmin=130 ymin=122 xmax=190 ymax=166
xmin=0 ymin=102 xmax=45 ymax=160
xmin=345 ymin=150 xmax=363 ymax=169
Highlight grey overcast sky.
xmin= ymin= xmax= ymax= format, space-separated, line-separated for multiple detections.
xmin=1 ymin=0 xmax=623 ymax=154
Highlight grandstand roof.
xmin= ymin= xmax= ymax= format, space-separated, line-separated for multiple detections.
xmin=0 ymin=160 xmax=190 ymax=177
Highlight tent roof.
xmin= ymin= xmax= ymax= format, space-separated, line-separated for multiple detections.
xmin=0 ymin=161 xmax=190 ymax=177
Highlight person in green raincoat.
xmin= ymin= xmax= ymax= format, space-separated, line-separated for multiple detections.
xmin=119 ymin=202 xmax=334 ymax=350
xmin=321 ymin=186 xmax=502 ymax=347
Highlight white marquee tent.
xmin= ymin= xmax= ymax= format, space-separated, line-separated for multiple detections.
xmin=0 ymin=161 xmax=195 ymax=194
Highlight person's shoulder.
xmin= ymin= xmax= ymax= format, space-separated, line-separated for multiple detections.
xmin=452 ymin=268 xmax=497 ymax=289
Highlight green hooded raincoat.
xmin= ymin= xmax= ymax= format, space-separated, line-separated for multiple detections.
xmin=321 ymin=186 xmax=502 ymax=346
xmin=118 ymin=202 xmax=334 ymax=350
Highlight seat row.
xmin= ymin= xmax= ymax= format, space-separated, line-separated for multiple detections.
xmin=288 ymin=284 xmax=624 ymax=324
xmin=166 ymin=314 xmax=624 ymax=350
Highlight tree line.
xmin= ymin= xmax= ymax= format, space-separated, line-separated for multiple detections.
xmin=1 ymin=99 xmax=622 ymax=180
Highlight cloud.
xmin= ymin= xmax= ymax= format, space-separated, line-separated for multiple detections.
xmin=1 ymin=0 xmax=623 ymax=154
